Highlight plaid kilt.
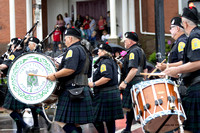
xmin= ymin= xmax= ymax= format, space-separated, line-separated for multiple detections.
xmin=122 ymin=80 xmax=142 ymax=109
xmin=93 ymin=88 xmax=124 ymax=122
xmin=3 ymin=90 xmax=28 ymax=110
xmin=55 ymin=86 xmax=94 ymax=124
xmin=182 ymin=83 xmax=200 ymax=132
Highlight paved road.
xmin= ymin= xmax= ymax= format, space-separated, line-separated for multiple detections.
xmin=0 ymin=107 xmax=143 ymax=133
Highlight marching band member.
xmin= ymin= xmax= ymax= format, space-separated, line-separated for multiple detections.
xmin=2 ymin=38 xmax=33 ymax=133
xmin=46 ymin=27 xmax=94 ymax=133
xmin=119 ymin=32 xmax=147 ymax=133
xmin=156 ymin=16 xmax=188 ymax=99
xmin=88 ymin=43 xmax=124 ymax=133
xmin=163 ymin=7 xmax=200 ymax=133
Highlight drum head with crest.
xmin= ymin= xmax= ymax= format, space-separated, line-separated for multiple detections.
xmin=7 ymin=52 xmax=57 ymax=105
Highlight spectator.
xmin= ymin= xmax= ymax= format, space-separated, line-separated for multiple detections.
xmin=80 ymin=25 xmax=87 ymax=39
xmin=98 ymin=15 xmax=106 ymax=37
xmin=101 ymin=30 xmax=110 ymax=43
xmin=54 ymin=43 xmax=65 ymax=57
xmin=83 ymin=15 xmax=91 ymax=39
xmin=51 ymin=25 xmax=62 ymax=52
xmin=75 ymin=14 xmax=83 ymax=28
xmin=89 ymin=17 xmax=96 ymax=40
xmin=56 ymin=14 xmax=65 ymax=41
xmin=64 ymin=12 xmax=72 ymax=27
xmin=45 ymin=47 xmax=53 ymax=57
xmin=90 ymin=30 xmax=97 ymax=48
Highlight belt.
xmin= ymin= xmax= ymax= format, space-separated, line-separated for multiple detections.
xmin=94 ymin=85 xmax=118 ymax=93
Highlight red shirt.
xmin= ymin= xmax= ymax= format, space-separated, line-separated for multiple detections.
xmin=83 ymin=19 xmax=90 ymax=29
xmin=53 ymin=30 xmax=61 ymax=42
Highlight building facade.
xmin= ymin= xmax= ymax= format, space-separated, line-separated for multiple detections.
xmin=0 ymin=0 xmax=188 ymax=56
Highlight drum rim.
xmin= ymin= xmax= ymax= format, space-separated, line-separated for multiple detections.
xmin=7 ymin=52 xmax=57 ymax=104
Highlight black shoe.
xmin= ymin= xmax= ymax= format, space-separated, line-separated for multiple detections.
xmin=121 ymin=129 xmax=131 ymax=133
xmin=46 ymin=122 xmax=52 ymax=131
xmin=31 ymin=126 xmax=40 ymax=133
xmin=23 ymin=126 xmax=32 ymax=133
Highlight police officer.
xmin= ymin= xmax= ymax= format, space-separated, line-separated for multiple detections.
xmin=46 ymin=27 xmax=94 ymax=133
xmin=88 ymin=43 xmax=124 ymax=133
xmin=156 ymin=17 xmax=187 ymax=99
xmin=163 ymin=7 xmax=200 ymax=133
xmin=1 ymin=38 xmax=32 ymax=133
xmin=119 ymin=32 xmax=147 ymax=133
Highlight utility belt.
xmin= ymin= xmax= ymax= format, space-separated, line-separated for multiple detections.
xmin=94 ymin=85 xmax=118 ymax=94
xmin=183 ymin=76 xmax=200 ymax=87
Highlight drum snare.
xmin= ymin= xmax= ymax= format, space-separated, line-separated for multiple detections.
xmin=131 ymin=79 xmax=186 ymax=133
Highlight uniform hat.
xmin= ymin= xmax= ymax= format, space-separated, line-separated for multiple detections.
xmin=182 ymin=7 xmax=199 ymax=24
xmin=98 ymin=43 xmax=112 ymax=53
xmin=10 ymin=38 xmax=22 ymax=45
xmin=124 ymin=32 xmax=139 ymax=42
xmin=28 ymin=37 xmax=40 ymax=44
xmin=64 ymin=27 xmax=81 ymax=39
xmin=170 ymin=17 xmax=184 ymax=29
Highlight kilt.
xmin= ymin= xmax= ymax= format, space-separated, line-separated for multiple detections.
xmin=55 ymin=86 xmax=94 ymax=124
xmin=93 ymin=88 xmax=124 ymax=122
xmin=182 ymin=83 xmax=200 ymax=132
xmin=3 ymin=90 xmax=28 ymax=110
xmin=122 ymin=80 xmax=142 ymax=109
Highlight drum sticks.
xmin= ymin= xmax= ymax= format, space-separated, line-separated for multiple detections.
xmin=148 ymin=59 xmax=166 ymax=78
xmin=140 ymin=73 xmax=165 ymax=76
xmin=28 ymin=73 xmax=47 ymax=78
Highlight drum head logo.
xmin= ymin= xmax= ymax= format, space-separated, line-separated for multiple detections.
xmin=8 ymin=53 xmax=56 ymax=104
xmin=26 ymin=70 xmax=38 ymax=92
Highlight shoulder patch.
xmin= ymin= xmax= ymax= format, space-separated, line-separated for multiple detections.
xmin=100 ymin=64 xmax=106 ymax=73
xmin=9 ymin=55 xmax=15 ymax=60
xmin=65 ymin=50 xmax=73 ymax=58
xmin=178 ymin=42 xmax=186 ymax=52
xmin=129 ymin=53 xmax=134 ymax=60
xmin=191 ymin=38 xmax=200 ymax=51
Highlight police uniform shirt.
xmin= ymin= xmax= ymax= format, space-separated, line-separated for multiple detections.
xmin=168 ymin=34 xmax=187 ymax=63
xmin=59 ymin=41 xmax=86 ymax=81
xmin=122 ymin=44 xmax=146 ymax=77
xmin=93 ymin=57 xmax=118 ymax=88
xmin=183 ymin=27 xmax=200 ymax=83
xmin=2 ymin=49 xmax=23 ymax=74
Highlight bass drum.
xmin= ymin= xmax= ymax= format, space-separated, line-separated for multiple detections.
xmin=7 ymin=52 xmax=57 ymax=105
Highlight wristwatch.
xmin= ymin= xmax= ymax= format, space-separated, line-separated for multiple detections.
xmin=124 ymin=80 xmax=128 ymax=84
xmin=93 ymin=82 xmax=96 ymax=87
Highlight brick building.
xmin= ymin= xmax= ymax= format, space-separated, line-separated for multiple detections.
xmin=0 ymin=0 xmax=189 ymax=57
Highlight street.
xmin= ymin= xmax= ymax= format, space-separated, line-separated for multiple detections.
xmin=0 ymin=107 xmax=143 ymax=133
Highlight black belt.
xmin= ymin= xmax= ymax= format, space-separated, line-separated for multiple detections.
xmin=94 ymin=85 xmax=118 ymax=93
xmin=184 ymin=76 xmax=200 ymax=87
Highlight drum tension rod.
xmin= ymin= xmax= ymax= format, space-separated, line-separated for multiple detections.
xmin=155 ymin=99 xmax=163 ymax=106
xmin=143 ymin=103 xmax=150 ymax=111
xmin=167 ymin=96 xmax=176 ymax=102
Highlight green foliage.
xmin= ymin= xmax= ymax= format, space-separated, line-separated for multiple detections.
xmin=148 ymin=39 xmax=172 ymax=64
xmin=148 ymin=52 xmax=156 ymax=64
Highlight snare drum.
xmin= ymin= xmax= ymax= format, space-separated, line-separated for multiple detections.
xmin=8 ymin=53 xmax=57 ymax=105
xmin=131 ymin=79 xmax=186 ymax=133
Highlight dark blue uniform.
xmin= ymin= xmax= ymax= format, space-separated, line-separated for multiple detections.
xmin=93 ymin=57 xmax=124 ymax=122
xmin=168 ymin=34 xmax=187 ymax=63
xmin=181 ymin=27 xmax=200 ymax=132
xmin=3 ymin=50 xmax=28 ymax=110
xmin=55 ymin=41 xmax=94 ymax=124
xmin=121 ymin=44 xmax=147 ymax=109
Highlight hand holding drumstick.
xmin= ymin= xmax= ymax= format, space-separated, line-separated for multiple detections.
xmin=148 ymin=59 xmax=166 ymax=78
